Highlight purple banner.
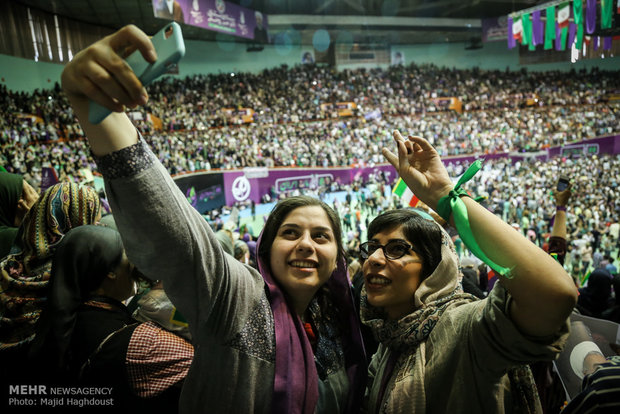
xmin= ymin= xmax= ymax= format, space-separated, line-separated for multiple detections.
xmin=152 ymin=0 xmax=269 ymax=41
xmin=220 ymin=166 xmax=397 ymax=205
xmin=174 ymin=135 xmax=620 ymax=207
xmin=547 ymin=134 xmax=619 ymax=158
xmin=507 ymin=17 xmax=516 ymax=49
xmin=482 ymin=17 xmax=508 ymax=42
xmin=532 ymin=11 xmax=543 ymax=45
xmin=568 ymin=23 xmax=577 ymax=48
xmin=603 ymin=37 xmax=612 ymax=50
xmin=586 ymin=0 xmax=596 ymax=34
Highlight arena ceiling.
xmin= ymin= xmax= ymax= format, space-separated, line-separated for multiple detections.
xmin=15 ymin=0 xmax=549 ymax=45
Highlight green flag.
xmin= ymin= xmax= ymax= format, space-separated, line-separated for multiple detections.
xmin=601 ymin=0 xmax=613 ymax=29
xmin=544 ymin=6 xmax=556 ymax=50
xmin=573 ymin=0 xmax=583 ymax=23
xmin=559 ymin=26 xmax=569 ymax=50
xmin=521 ymin=14 xmax=529 ymax=45
xmin=573 ymin=0 xmax=584 ymax=49
xmin=522 ymin=13 xmax=536 ymax=50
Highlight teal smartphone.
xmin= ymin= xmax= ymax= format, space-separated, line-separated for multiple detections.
xmin=88 ymin=22 xmax=186 ymax=124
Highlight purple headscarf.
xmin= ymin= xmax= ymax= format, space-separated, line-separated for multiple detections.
xmin=255 ymin=232 xmax=366 ymax=414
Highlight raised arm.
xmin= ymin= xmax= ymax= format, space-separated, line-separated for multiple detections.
xmin=383 ymin=131 xmax=577 ymax=337
xmin=551 ymin=185 xmax=571 ymax=240
xmin=61 ymin=25 xmax=155 ymax=155
xmin=60 ymin=25 xmax=264 ymax=339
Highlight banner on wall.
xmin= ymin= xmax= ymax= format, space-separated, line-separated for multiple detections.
xmin=431 ymin=97 xmax=462 ymax=113
xmin=171 ymin=134 xmax=619 ymax=207
xmin=301 ymin=51 xmax=315 ymax=64
xmin=482 ymin=17 xmax=509 ymax=42
xmin=221 ymin=108 xmax=255 ymax=124
xmin=152 ymin=0 xmax=269 ymax=42
xmin=319 ymin=102 xmax=358 ymax=117
xmin=391 ymin=50 xmax=405 ymax=65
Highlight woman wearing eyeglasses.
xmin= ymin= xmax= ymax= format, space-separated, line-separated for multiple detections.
xmin=361 ymin=131 xmax=577 ymax=413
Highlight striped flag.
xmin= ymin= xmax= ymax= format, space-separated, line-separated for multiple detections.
xmin=393 ymin=178 xmax=420 ymax=207
xmin=512 ymin=17 xmax=524 ymax=43
xmin=557 ymin=2 xmax=570 ymax=29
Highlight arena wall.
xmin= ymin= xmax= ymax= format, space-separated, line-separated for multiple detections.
xmin=2 ymin=38 xmax=618 ymax=93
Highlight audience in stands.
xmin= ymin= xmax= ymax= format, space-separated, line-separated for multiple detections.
xmin=0 ymin=23 xmax=617 ymax=413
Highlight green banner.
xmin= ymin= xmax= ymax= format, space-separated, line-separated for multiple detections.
xmin=544 ymin=6 xmax=556 ymax=50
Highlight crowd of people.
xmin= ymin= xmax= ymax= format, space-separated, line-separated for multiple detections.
xmin=1 ymin=61 xmax=619 ymax=181
xmin=0 ymin=23 xmax=619 ymax=413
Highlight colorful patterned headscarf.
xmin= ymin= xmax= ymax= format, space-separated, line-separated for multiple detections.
xmin=0 ymin=182 xmax=101 ymax=351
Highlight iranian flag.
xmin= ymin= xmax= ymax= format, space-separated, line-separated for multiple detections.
xmin=513 ymin=17 xmax=523 ymax=42
xmin=393 ymin=178 xmax=420 ymax=207
xmin=557 ymin=2 xmax=570 ymax=29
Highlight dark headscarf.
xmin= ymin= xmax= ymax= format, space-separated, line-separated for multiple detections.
xmin=0 ymin=172 xmax=23 ymax=259
xmin=0 ymin=182 xmax=101 ymax=351
xmin=578 ymin=269 xmax=613 ymax=318
xmin=32 ymin=225 xmax=124 ymax=370
xmin=255 ymin=233 xmax=366 ymax=414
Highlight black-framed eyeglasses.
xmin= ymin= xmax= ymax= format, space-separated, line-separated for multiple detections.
xmin=360 ymin=240 xmax=415 ymax=261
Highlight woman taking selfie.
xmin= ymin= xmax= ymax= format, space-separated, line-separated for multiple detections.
xmin=361 ymin=131 xmax=577 ymax=413
xmin=60 ymin=25 xmax=366 ymax=414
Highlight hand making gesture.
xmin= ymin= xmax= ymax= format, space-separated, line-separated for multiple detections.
xmin=382 ymin=130 xmax=453 ymax=210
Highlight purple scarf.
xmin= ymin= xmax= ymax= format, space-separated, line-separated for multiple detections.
xmin=256 ymin=233 xmax=366 ymax=414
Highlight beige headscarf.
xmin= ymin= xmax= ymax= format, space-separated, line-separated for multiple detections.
xmin=361 ymin=221 xmax=539 ymax=413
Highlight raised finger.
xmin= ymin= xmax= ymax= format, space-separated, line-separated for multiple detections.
xmin=382 ymin=147 xmax=398 ymax=169
xmin=393 ymin=129 xmax=407 ymax=143
xmin=108 ymin=25 xmax=157 ymax=63
xmin=396 ymin=138 xmax=410 ymax=173
xmin=407 ymin=135 xmax=435 ymax=152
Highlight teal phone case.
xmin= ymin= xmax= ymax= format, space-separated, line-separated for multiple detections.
xmin=88 ymin=22 xmax=186 ymax=124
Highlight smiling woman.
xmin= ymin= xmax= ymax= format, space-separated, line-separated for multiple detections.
xmin=256 ymin=196 xmax=366 ymax=412
xmin=58 ymin=25 xmax=366 ymax=414
xmin=360 ymin=131 xmax=577 ymax=413
xmin=264 ymin=204 xmax=339 ymax=315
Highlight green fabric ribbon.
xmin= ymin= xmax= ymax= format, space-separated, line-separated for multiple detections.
xmin=436 ymin=160 xmax=513 ymax=278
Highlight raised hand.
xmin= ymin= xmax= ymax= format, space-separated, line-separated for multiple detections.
xmin=61 ymin=25 xmax=157 ymax=114
xmin=382 ymin=130 xmax=453 ymax=210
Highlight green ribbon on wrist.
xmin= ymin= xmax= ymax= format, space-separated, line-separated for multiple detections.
xmin=436 ymin=160 xmax=512 ymax=278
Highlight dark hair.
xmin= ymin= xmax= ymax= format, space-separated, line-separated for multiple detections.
xmin=367 ymin=209 xmax=442 ymax=279
xmin=258 ymin=196 xmax=344 ymax=270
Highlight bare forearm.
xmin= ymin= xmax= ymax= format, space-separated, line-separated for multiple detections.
xmin=67 ymin=95 xmax=138 ymax=156
xmin=550 ymin=210 xmax=567 ymax=240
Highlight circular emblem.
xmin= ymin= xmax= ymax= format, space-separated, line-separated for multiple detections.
xmin=215 ymin=0 xmax=226 ymax=14
xmin=232 ymin=176 xmax=251 ymax=201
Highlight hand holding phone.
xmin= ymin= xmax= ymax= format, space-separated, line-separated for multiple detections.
xmin=556 ymin=175 xmax=570 ymax=192
xmin=88 ymin=23 xmax=186 ymax=124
